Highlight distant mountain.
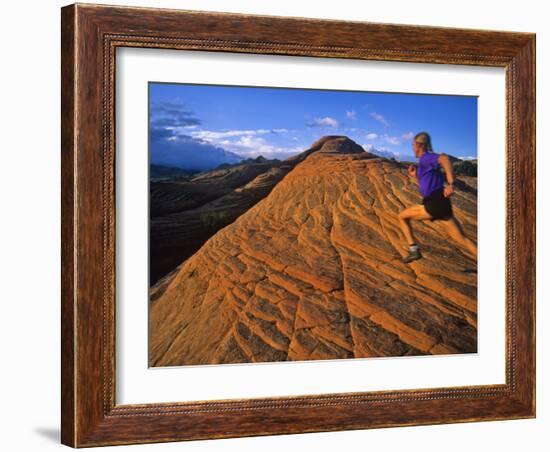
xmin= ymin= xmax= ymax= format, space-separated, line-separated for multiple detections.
xmin=150 ymin=157 xmax=295 ymax=285
xmin=213 ymin=155 xmax=280 ymax=170
xmin=453 ymin=159 xmax=477 ymax=177
xmin=242 ymin=155 xmax=281 ymax=164
xmin=150 ymin=133 xmax=244 ymax=170
xmin=150 ymin=164 xmax=201 ymax=180
xmin=445 ymin=153 xmax=462 ymax=163
xmin=397 ymin=151 xmax=476 ymax=168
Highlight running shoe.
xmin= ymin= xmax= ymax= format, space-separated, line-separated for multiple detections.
xmin=402 ymin=248 xmax=422 ymax=263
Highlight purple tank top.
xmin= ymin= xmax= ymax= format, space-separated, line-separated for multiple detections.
xmin=416 ymin=152 xmax=444 ymax=198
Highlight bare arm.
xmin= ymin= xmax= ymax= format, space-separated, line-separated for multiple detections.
xmin=438 ymin=153 xmax=455 ymax=184
xmin=407 ymin=164 xmax=418 ymax=185
xmin=438 ymin=153 xmax=455 ymax=197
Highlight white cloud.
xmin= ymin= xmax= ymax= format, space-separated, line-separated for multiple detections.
xmin=370 ymin=112 xmax=390 ymax=127
xmin=346 ymin=110 xmax=357 ymax=120
xmin=382 ymin=134 xmax=401 ymax=146
xmin=189 ymin=129 xmax=271 ymax=140
xmin=366 ymin=131 xmax=413 ymax=146
xmin=308 ymin=117 xmax=340 ymax=128
xmin=364 ymin=130 xmax=415 ymax=148
xmin=228 ymin=136 xmax=304 ymax=158
xmin=363 ymin=145 xmax=413 ymax=161
xmin=188 ymin=129 xmax=303 ymax=159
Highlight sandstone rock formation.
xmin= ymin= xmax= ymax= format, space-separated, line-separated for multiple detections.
xmin=149 ymin=138 xmax=363 ymax=285
xmin=150 ymin=136 xmax=477 ymax=366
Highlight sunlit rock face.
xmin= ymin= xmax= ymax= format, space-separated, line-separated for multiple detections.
xmin=150 ymin=136 xmax=477 ymax=366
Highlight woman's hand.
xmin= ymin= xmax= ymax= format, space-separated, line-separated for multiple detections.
xmin=407 ymin=164 xmax=417 ymax=178
xmin=443 ymin=184 xmax=454 ymax=197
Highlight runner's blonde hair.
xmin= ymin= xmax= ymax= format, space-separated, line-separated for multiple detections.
xmin=414 ymin=132 xmax=433 ymax=152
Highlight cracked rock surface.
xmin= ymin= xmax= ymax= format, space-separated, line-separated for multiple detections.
xmin=149 ymin=136 xmax=478 ymax=366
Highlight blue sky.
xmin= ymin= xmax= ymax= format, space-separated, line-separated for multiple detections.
xmin=149 ymin=82 xmax=478 ymax=163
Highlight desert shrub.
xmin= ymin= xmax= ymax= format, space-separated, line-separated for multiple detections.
xmin=199 ymin=210 xmax=227 ymax=228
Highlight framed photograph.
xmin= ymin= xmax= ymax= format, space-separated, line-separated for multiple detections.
xmin=61 ymin=3 xmax=535 ymax=447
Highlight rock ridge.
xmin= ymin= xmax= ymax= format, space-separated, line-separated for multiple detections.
xmin=150 ymin=136 xmax=477 ymax=366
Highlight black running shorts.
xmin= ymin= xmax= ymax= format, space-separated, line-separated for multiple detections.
xmin=422 ymin=188 xmax=453 ymax=221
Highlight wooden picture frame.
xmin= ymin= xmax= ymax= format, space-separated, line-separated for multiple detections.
xmin=61 ymin=3 xmax=535 ymax=447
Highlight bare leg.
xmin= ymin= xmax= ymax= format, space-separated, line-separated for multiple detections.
xmin=398 ymin=204 xmax=433 ymax=245
xmin=440 ymin=216 xmax=477 ymax=259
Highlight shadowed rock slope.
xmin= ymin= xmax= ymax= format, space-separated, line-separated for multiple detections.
xmin=150 ymin=136 xmax=477 ymax=366
xmin=150 ymin=138 xmax=362 ymax=285
xmin=150 ymin=162 xmax=292 ymax=285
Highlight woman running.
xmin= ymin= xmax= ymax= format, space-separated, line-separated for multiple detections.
xmin=398 ymin=131 xmax=477 ymax=264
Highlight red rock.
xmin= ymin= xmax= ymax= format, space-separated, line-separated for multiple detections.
xmin=150 ymin=136 xmax=477 ymax=366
